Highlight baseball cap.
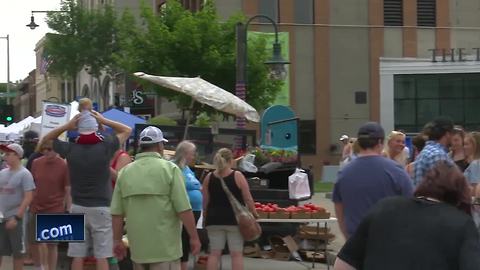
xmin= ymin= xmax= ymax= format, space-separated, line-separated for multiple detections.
xmin=339 ymin=135 xmax=349 ymax=141
xmin=357 ymin=122 xmax=385 ymax=139
xmin=139 ymin=126 xmax=169 ymax=145
xmin=0 ymin=143 xmax=24 ymax=157
xmin=23 ymin=130 xmax=39 ymax=142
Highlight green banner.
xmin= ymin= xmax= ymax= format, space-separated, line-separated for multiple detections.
xmin=248 ymin=31 xmax=290 ymax=106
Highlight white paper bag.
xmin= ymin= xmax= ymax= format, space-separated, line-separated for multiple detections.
xmin=288 ymin=168 xmax=311 ymax=200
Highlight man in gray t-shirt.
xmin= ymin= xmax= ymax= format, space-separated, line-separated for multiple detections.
xmin=0 ymin=143 xmax=35 ymax=269
xmin=54 ymin=135 xmax=119 ymax=207
xmin=43 ymin=111 xmax=131 ymax=270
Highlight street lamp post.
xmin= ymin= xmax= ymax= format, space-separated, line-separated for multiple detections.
xmin=27 ymin=10 xmax=70 ymax=104
xmin=26 ymin=10 xmax=64 ymax=30
xmin=0 ymin=35 xmax=10 ymax=105
xmin=235 ymin=15 xmax=290 ymax=149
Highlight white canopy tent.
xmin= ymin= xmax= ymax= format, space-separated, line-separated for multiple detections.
xmin=0 ymin=101 xmax=79 ymax=141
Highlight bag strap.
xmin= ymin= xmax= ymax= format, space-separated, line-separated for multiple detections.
xmin=216 ymin=173 xmax=244 ymax=216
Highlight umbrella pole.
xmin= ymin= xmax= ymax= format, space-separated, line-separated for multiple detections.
xmin=183 ymin=99 xmax=195 ymax=140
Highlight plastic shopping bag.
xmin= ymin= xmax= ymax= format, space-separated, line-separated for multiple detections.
xmin=288 ymin=168 xmax=311 ymax=200
xmin=239 ymin=154 xmax=258 ymax=173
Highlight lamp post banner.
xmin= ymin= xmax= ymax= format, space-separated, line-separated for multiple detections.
xmin=248 ymin=31 xmax=290 ymax=106
xmin=40 ymin=101 xmax=71 ymax=140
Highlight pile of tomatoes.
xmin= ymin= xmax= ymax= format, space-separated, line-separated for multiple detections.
xmin=254 ymin=202 xmax=326 ymax=213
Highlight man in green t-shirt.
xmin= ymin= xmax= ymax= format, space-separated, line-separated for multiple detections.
xmin=111 ymin=126 xmax=200 ymax=270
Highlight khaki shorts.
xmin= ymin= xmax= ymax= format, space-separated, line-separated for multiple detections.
xmin=67 ymin=204 xmax=113 ymax=259
xmin=206 ymin=225 xmax=243 ymax=252
xmin=133 ymin=260 xmax=180 ymax=270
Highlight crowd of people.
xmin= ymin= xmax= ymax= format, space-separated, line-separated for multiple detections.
xmin=333 ymin=118 xmax=480 ymax=270
xmin=0 ymin=97 xmax=256 ymax=270
xmin=3 ymin=94 xmax=480 ymax=270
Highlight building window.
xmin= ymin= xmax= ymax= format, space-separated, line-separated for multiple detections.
xmin=294 ymin=0 xmax=313 ymax=24
xmin=417 ymin=0 xmax=436 ymax=27
xmin=299 ymin=120 xmax=316 ymax=154
xmin=384 ymin=0 xmax=403 ymax=26
xmin=394 ymin=73 xmax=480 ymax=132
xmin=259 ymin=0 xmax=279 ymax=23
xmin=181 ymin=0 xmax=202 ymax=12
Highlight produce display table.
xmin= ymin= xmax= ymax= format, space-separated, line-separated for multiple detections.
xmin=257 ymin=218 xmax=338 ymax=270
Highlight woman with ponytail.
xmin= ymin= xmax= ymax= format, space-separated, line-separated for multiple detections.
xmin=202 ymin=148 xmax=257 ymax=270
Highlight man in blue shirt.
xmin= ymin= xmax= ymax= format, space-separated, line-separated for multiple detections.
xmin=414 ymin=118 xmax=454 ymax=186
xmin=332 ymin=122 xmax=414 ymax=239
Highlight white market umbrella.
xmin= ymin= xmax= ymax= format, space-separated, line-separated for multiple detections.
xmin=133 ymin=72 xmax=260 ymax=122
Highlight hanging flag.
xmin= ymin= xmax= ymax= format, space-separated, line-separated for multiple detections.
xmin=40 ymin=50 xmax=53 ymax=75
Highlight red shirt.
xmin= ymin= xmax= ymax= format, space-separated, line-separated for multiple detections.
xmin=31 ymin=156 xmax=70 ymax=213
xmin=111 ymin=150 xmax=130 ymax=188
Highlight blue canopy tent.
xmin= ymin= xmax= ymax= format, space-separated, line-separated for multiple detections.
xmin=67 ymin=108 xmax=147 ymax=139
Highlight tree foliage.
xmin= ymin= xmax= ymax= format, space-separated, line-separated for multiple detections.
xmin=115 ymin=0 xmax=282 ymax=113
xmin=45 ymin=0 xmax=116 ymax=80
xmin=46 ymin=0 xmax=283 ymax=114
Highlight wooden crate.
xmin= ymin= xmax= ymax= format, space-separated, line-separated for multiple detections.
xmin=291 ymin=211 xmax=311 ymax=219
xmin=311 ymin=211 xmax=331 ymax=219
xmin=257 ymin=211 xmax=269 ymax=219
xmin=269 ymin=211 xmax=291 ymax=219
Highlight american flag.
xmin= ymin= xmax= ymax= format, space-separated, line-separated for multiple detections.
xmin=39 ymin=52 xmax=52 ymax=75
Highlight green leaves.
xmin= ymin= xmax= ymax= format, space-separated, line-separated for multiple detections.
xmin=45 ymin=0 xmax=283 ymax=114
xmin=45 ymin=0 xmax=117 ymax=79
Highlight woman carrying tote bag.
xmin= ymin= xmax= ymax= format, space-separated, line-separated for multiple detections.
xmin=202 ymin=148 xmax=258 ymax=270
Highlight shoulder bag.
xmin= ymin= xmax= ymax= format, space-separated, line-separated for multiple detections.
xmin=218 ymin=173 xmax=262 ymax=241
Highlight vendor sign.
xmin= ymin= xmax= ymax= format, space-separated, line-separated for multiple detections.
xmin=40 ymin=101 xmax=71 ymax=140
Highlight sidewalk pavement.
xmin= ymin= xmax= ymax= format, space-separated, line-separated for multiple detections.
xmin=3 ymin=193 xmax=343 ymax=270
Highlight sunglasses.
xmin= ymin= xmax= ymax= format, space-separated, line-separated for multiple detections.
xmin=42 ymin=147 xmax=53 ymax=152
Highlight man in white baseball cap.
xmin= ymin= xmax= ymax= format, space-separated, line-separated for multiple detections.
xmin=139 ymin=126 xmax=169 ymax=144
xmin=0 ymin=143 xmax=35 ymax=270
xmin=339 ymin=135 xmax=349 ymax=143
xmin=339 ymin=135 xmax=352 ymax=162
xmin=111 ymin=126 xmax=200 ymax=269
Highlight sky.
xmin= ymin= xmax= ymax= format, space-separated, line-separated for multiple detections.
xmin=0 ymin=0 xmax=61 ymax=83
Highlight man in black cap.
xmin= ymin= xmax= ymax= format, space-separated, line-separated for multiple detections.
xmin=332 ymin=122 xmax=413 ymax=239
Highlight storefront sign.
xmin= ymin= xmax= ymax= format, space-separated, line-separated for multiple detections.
xmin=429 ymin=48 xmax=480 ymax=63
xmin=132 ymin=89 xmax=144 ymax=105
xmin=41 ymin=101 xmax=71 ymax=140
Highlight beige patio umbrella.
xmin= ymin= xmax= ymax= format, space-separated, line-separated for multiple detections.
xmin=134 ymin=72 xmax=260 ymax=138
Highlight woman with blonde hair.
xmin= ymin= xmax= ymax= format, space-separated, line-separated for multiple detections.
xmin=383 ymin=131 xmax=407 ymax=167
xmin=173 ymin=141 xmax=202 ymax=270
xmin=463 ymin=132 xmax=480 ymax=196
xmin=202 ymin=148 xmax=257 ymax=270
